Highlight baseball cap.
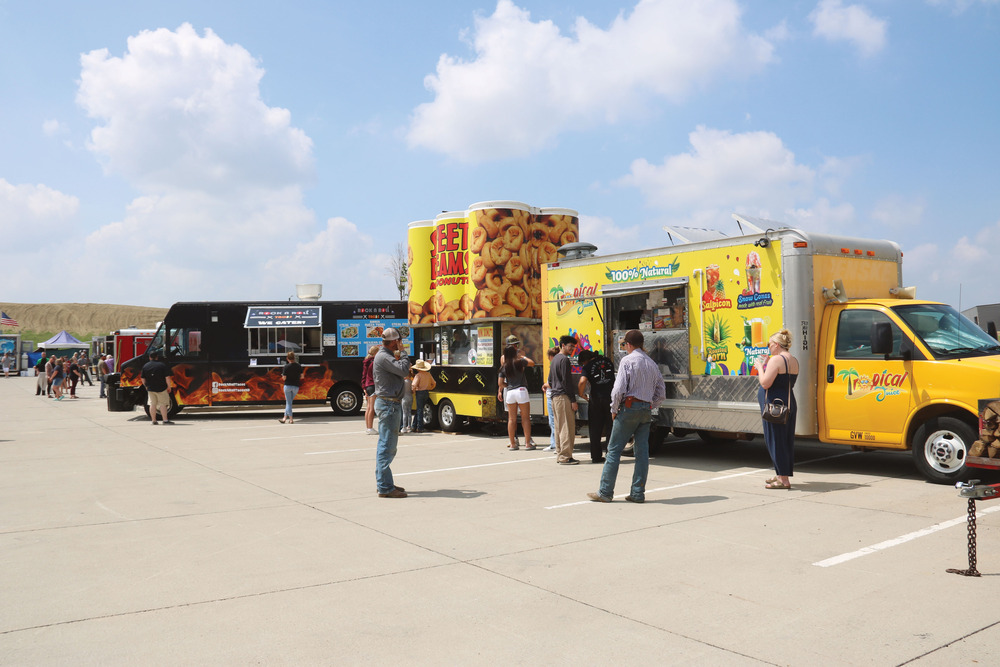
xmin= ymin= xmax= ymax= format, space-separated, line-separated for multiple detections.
xmin=505 ymin=335 xmax=520 ymax=346
xmin=382 ymin=327 xmax=401 ymax=341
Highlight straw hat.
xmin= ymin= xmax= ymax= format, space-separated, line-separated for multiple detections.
xmin=413 ymin=359 xmax=433 ymax=372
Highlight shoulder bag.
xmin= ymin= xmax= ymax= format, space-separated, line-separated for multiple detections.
xmin=762 ymin=356 xmax=790 ymax=424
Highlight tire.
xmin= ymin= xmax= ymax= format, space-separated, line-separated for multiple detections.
xmin=437 ymin=398 xmax=460 ymax=433
xmin=143 ymin=393 xmax=179 ymax=419
xmin=330 ymin=384 xmax=362 ymax=416
xmin=420 ymin=400 xmax=438 ymax=431
xmin=912 ymin=416 xmax=974 ymax=484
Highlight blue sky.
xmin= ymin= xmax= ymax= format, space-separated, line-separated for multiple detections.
xmin=1 ymin=0 xmax=998 ymax=309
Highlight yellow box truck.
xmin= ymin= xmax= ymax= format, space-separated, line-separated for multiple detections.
xmin=541 ymin=215 xmax=1000 ymax=483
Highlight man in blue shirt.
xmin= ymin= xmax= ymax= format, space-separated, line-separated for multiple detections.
xmin=588 ymin=330 xmax=665 ymax=503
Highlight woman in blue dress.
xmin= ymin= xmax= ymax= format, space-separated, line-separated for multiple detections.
xmin=754 ymin=329 xmax=799 ymax=489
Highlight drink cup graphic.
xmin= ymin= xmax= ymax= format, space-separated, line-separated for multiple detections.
xmin=751 ymin=319 xmax=765 ymax=347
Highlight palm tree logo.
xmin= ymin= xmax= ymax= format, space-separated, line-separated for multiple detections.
xmin=837 ymin=368 xmax=860 ymax=396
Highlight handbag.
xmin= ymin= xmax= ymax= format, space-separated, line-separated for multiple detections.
xmin=762 ymin=357 xmax=790 ymax=424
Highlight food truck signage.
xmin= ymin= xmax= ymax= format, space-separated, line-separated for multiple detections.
xmin=245 ymin=307 xmax=322 ymax=328
xmin=604 ymin=258 xmax=680 ymax=283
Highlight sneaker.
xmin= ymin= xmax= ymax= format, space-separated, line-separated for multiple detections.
xmin=557 ymin=458 xmax=580 ymax=465
xmin=365 ymin=428 xmax=377 ymax=435
xmin=163 ymin=420 xmax=174 ymax=425
xmin=377 ymin=488 xmax=407 ymax=498
xmin=544 ymin=445 xmax=556 ymax=451
xmin=625 ymin=495 xmax=644 ymax=504
xmin=587 ymin=492 xmax=612 ymax=503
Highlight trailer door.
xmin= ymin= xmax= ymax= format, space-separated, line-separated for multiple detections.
xmin=820 ymin=307 xmax=914 ymax=445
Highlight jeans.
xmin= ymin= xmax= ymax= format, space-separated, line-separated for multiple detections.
xmin=598 ymin=401 xmax=652 ymax=501
xmin=546 ymin=392 xmax=556 ymax=447
xmin=412 ymin=390 xmax=429 ymax=431
xmin=99 ymin=375 xmax=106 ymax=398
xmin=375 ymin=398 xmax=403 ymax=493
xmin=401 ymin=391 xmax=412 ymax=431
xmin=283 ymin=384 xmax=299 ymax=417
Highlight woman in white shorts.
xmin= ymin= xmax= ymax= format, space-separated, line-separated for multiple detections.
xmin=498 ymin=340 xmax=535 ymax=450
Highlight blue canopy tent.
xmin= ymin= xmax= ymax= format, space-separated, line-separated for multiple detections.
xmin=35 ymin=330 xmax=90 ymax=357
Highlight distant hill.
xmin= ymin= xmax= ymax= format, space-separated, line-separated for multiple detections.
xmin=0 ymin=303 xmax=168 ymax=341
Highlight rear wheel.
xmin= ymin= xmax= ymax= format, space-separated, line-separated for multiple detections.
xmin=437 ymin=398 xmax=460 ymax=432
xmin=420 ymin=400 xmax=438 ymax=431
xmin=330 ymin=384 xmax=362 ymax=415
xmin=912 ymin=416 xmax=974 ymax=484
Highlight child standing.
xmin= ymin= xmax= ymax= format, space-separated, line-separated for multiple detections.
xmin=401 ymin=368 xmax=414 ymax=433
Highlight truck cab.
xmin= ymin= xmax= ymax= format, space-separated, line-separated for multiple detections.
xmin=819 ymin=299 xmax=1000 ymax=481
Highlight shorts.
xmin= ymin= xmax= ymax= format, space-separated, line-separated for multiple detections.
xmin=148 ymin=389 xmax=171 ymax=412
xmin=53 ymin=377 xmax=64 ymax=387
xmin=364 ymin=385 xmax=375 ymax=396
xmin=504 ymin=386 xmax=530 ymax=405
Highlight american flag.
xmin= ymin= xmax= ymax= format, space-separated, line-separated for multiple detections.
xmin=1 ymin=312 xmax=18 ymax=327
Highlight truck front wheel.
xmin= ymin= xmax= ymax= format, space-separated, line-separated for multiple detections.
xmin=912 ymin=416 xmax=974 ymax=484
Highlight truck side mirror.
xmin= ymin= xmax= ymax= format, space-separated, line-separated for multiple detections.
xmin=871 ymin=322 xmax=893 ymax=355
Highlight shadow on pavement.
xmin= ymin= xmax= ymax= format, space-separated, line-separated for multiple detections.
xmin=404 ymin=489 xmax=486 ymax=499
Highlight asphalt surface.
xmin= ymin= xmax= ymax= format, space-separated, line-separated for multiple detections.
xmin=2 ymin=376 xmax=999 ymax=665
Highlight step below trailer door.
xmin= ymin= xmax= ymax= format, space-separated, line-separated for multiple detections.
xmin=820 ymin=307 xmax=914 ymax=446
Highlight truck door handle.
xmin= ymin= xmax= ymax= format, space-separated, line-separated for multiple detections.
xmin=827 ymin=364 xmax=834 ymax=383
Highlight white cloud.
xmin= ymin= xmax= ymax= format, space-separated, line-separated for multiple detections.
xmin=579 ymin=214 xmax=646 ymax=257
xmin=407 ymin=0 xmax=776 ymax=162
xmin=903 ymin=220 xmax=1000 ymax=307
xmin=264 ymin=217 xmax=398 ymax=300
xmin=0 ymin=178 xmax=79 ymax=223
xmin=42 ymin=119 xmax=66 ymax=137
xmin=77 ymin=23 xmax=313 ymax=193
xmin=870 ymin=194 xmax=926 ymax=229
xmin=926 ymin=0 xmax=1000 ymax=12
xmin=620 ymin=127 xmax=815 ymax=212
xmin=810 ymin=0 xmax=887 ymax=57
xmin=38 ymin=23 xmax=391 ymax=305
xmin=616 ymin=126 xmax=866 ymax=235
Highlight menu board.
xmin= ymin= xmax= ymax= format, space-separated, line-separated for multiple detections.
xmin=474 ymin=325 xmax=494 ymax=367
xmin=336 ymin=319 xmax=413 ymax=358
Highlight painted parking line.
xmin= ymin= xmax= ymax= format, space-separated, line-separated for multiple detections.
xmin=303 ymin=436 xmax=486 ymax=454
xmin=395 ymin=456 xmax=551 ymax=477
xmin=814 ymin=503 xmax=1000 ymax=567
xmin=546 ymin=450 xmax=860 ymax=509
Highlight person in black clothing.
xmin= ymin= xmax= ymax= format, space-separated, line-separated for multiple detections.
xmin=578 ymin=350 xmax=616 ymax=463
xmin=280 ymin=351 xmax=302 ymax=424
xmin=141 ymin=350 xmax=174 ymax=425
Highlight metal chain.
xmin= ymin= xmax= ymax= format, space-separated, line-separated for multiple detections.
xmin=947 ymin=498 xmax=981 ymax=577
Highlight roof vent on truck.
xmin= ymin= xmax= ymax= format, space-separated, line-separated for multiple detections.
xmin=556 ymin=241 xmax=597 ymax=260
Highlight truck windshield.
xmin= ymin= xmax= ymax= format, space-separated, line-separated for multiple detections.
xmin=147 ymin=323 xmax=167 ymax=359
xmin=894 ymin=304 xmax=1000 ymax=359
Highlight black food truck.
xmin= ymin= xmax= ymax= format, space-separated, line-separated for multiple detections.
xmin=107 ymin=301 xmax=411 ymax=417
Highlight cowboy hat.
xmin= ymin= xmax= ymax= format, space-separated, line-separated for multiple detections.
xmin=413 ymin=359 xmax=433 ymax=372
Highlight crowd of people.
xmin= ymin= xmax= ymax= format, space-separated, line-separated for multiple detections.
xmin=32 ymin=351 xmax=111 ymax=401
xmin=23 ymin=324 xmax=798 ymax=501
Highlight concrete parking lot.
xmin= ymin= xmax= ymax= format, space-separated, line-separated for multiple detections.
xmin=2 ymin=376 xmax=999 ymax=665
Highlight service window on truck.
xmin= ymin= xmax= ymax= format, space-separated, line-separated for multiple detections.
xmin=442 ymin=324 xmax=475 ymax=365
xmin=245 ymin=306 xmax=322 ymax=365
